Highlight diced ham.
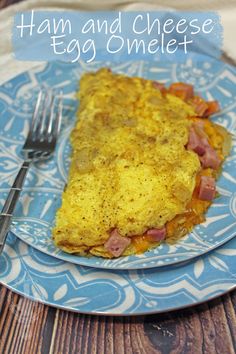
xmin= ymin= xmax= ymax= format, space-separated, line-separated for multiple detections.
xmin=187 ymin=127 xmax=207 ymax=156
xmin=187 ymin=124 xmax=221 ymax=170
xmin=204 ymin=101 xmax=220 ymax=117
xmin=169 ymin=82 xmax=194 ymax=101
xmin=192 ymin=122 xmax=208 ymax=140
xmin=190 ymin=96 xmax=208 ymax=117
xmin=198 ymin=176 xmax=216 ymax=201
xmin=152 ymin=81 xmax=166 ymax=93
xmin=146 ymin=227 xmax=166 ymax=242
xmin=104 ymin=229 xmax=131 ymax=257
xmin=200 ymin=147 xmax=221 ymax=170
xmin=193 ymin=120 xmax=205 ymax=129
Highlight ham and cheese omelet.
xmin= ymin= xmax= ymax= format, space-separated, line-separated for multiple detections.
xmin=53 ymin=68 xmax=231 ymax=258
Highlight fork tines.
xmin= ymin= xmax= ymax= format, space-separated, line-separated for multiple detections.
xmin=24 ymin=89 xmax=62 ymax=151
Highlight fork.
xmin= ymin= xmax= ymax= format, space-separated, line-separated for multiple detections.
xmin=0 ymin=89 xmax=63 ymax=254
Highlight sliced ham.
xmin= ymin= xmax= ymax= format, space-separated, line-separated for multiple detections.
xmin=146 ymin=227 xmax=166 ymax=242
xmin=187 ymin=128 xmax=207 ymax=156
xmin=187 ymin=124 xmax=221 ymax=170
xmin=204 ymin=101 xmax=220 ymax=117
xmin=169 ymin=82 xmax=194 ymax=101
xmin=152 ymin=81 xmax=166 ymax=93
xmin=198 ymin=176 xmax=216 ymax=201
xmin=190 ymin=96 xmax=208 ymax=117
xmin=104 ymin=229 xmax=131 ymax=257
xmin=200 ymin=147 xmax=221 ymax=170
xmin=193 ymin=120 xmax=205 ymax=129
xmin=192 ymin=122 xmax=208 ymax=140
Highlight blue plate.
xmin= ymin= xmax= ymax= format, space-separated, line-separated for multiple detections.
xmin=0 ymin=59 xmax=236 ymax=269
xmin=0 ymin=232 xmax=236 ymax=315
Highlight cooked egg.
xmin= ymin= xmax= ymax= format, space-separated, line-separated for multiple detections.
xmin=53 ymin=68 xmax=201 ymax=255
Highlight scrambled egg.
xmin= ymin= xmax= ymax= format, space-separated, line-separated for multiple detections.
xmin=52 ymin=68 xmax=201 ymax=255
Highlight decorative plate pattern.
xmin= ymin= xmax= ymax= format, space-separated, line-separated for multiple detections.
xmin=0 ymin=59 xmax=236 ymax=269
xmin=0 ymin=232 xmax=236 ymax=315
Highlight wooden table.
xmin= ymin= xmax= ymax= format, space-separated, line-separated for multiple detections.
xmin=1 ymin=286 xmax=236 ymax=353
xmin=0 ymin=0 xmax=236 ymax=352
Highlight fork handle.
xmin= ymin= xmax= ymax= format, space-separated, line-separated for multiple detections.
xmin=0 ymin=161 xmax=30 ymax=253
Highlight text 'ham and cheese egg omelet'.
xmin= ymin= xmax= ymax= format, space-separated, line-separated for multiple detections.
xmin=52 ymin=68 xmax=231 ymax=258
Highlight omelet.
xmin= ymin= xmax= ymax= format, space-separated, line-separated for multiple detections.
xmin=52 ymin=68 xmax=230 ymax=258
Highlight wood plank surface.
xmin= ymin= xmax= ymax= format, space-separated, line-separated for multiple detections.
xmin=0 ymin=0 xmax=236 ymax=353
xmin=1 ymin=284 xmax=236 ymax=354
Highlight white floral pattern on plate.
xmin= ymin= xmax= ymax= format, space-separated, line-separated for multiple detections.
xmin=0 ymin=232 xmax=236 ymax=315
xmin=0 ymin=59 xmax=236 ymax=269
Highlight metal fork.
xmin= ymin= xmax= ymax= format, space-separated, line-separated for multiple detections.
xmin=0 ymin=89 xmax=63 ymax=254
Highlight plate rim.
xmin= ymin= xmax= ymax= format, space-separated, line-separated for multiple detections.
xmin=1 ymin=279 xmax=236 ymax=316
xmin=9 ymin=227 xmax=236 ymax=270
xmin=1 ymin=58 xmax=236 ymax=270
xmin=1 ymin=231 xmax=236 ymax=315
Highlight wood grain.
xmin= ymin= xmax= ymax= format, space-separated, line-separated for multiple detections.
xmin=1 ymin=285 xmax=236 ymax=354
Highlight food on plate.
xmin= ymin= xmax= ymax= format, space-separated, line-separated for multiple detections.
xmin=52 ymin=68 xmax=231 ymax=258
